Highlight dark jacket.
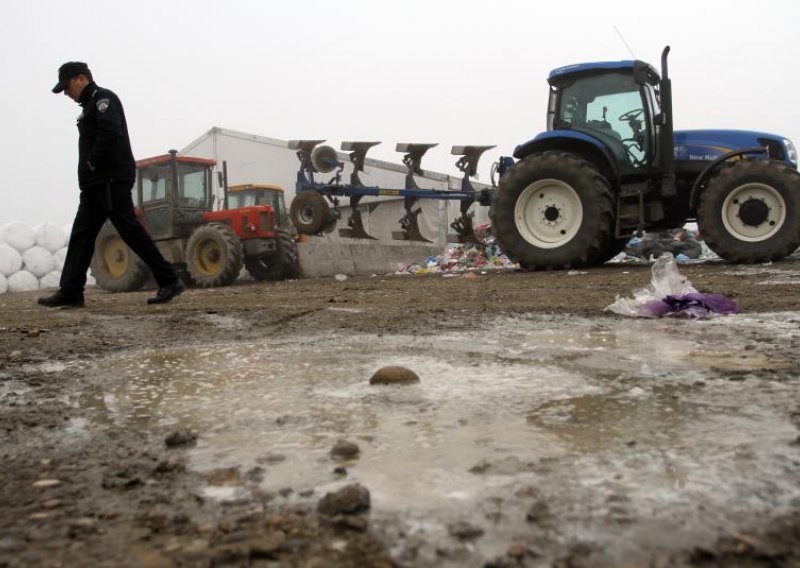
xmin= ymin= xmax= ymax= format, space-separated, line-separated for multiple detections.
xmin=76 ymin=82 xmax=136 ymax=188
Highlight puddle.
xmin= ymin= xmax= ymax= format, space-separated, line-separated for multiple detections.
xmin=80 ymin=312 xmax=800 ymax=559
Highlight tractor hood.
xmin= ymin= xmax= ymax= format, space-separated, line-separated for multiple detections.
xmin=674 ymin=129 xmax=797 ymax=166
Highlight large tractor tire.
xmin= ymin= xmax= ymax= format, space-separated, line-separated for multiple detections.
xmin=186 ymin=223 xmax=243 ymax=287
xmin=697 ymin=159 xmax=800 ymax=263
xmin=290 ymin=191 xmax=333 ymax=234
xmin=91 ymin=224 xmax=150 ymax=292
xmin=245 ymin=230 xmax=302 ymax=281
xmin=490 ymin=151 xmax=615 ymax=269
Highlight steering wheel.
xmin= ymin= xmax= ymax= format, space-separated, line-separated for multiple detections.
xmin=618 ymin=108 xmax=644 ymax=122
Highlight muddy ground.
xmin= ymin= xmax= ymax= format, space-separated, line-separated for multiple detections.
xmin=1 ymin=258 xmax=800 ymax=568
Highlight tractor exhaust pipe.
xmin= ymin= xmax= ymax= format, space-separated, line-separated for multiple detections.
xmin=659 ymin=46 xmax=676 ymax=197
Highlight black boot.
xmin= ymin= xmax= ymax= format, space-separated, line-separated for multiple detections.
xmin=38 ymin=290 xmax=85 ymax=308
xmin=147 ymin=280 xmax=186 ymax=305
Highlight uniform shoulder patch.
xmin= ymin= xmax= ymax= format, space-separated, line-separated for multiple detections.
xmin=96 ymin=98 xmax=110 ymax=113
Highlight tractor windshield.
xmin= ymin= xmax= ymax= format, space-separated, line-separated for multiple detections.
xmin=136 ymin=162 xmax=211 ymax=207
xmin=229 ymin=189 xmax=287 ymax=226
xmin=550 ymin=71 xmax=650 ymax=168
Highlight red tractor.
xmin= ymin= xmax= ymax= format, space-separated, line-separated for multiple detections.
xmin=91 ymin=150 xmax=301 ymax=291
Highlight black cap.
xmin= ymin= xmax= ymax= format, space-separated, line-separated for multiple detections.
xmin=52 ymin=62 xmax=90 ymax=93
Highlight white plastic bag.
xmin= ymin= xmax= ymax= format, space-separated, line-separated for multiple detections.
xmin=606 ymin=254 xmax=697 ymax=317
xmin=0 ymin=273 xmax=7 ymax=294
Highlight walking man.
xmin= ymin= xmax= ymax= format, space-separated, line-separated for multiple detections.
xmin=39 ymin=61 xmax=185 ymax=307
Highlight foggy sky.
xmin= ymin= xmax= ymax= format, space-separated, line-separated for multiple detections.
xmin=2 ymin=0 xmax=798 ymax=226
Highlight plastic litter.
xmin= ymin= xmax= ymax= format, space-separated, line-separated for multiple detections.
xmin=396 ymin=223 xmax=518 ymax=276
xmin=334 ymin=274 xmax=347 ymax=282
xmin=606 ymin=253 xmax=739 ymax=319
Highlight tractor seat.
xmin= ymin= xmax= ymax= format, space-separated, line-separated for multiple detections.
xmin=586 ymin=120 xmax=622 ymax=140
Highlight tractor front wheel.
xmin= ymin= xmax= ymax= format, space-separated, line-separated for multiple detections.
xmin=91 ymin=223 xmax=150 ymax=292
xmin=290 ymin=191 xmax=333 ymax=234
xmin=697 ymin=160 xmax=800 ymax=263
xmin=186 ymin=223 xmax=243 ymax=287
xmin=490 ymin=151 xmax=615 ymax=269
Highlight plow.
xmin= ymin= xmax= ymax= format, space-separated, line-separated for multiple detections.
xmin=288 ymin=140 xmax=496 ymax=244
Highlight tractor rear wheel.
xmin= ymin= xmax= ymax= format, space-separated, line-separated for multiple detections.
xmin=245 ymin=230 xmax=302 ymax=280
xmin=290 ymin=191 xmax=333 ymax=234
xmin=186 ymin=223 xmax=243 ymax=287
xmin=490 ymin=151 xmax=615 ymax=269
xmin=697 ymin=160 xmax=800 ymax=263
xmin=91 ymin=223 xmax=150 ymax=292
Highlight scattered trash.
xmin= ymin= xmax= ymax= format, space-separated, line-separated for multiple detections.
xmin=567 ymin=270 xmax=588 ymax=276
xmin=395 ymin=223 xmax=518 ymax=276
xmin=334 ymin=274 xmax=348 ymax=282
xmin=607 ymin=225 xmax=722 ymax=265
xmin=606 ymin=253 xmax=739 ymax=319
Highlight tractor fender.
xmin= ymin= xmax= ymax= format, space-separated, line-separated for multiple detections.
xmin=513 ymin=131 xmax=621 ymax=188
xmin=688 ymin=147 xmax=767 ymax=211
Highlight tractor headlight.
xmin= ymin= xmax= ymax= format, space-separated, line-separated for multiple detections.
xmin=784 ymin=138 xmax=798 ymax=166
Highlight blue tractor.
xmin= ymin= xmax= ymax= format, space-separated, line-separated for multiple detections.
xmin=491 ymin=46 xmax=800 ymax=268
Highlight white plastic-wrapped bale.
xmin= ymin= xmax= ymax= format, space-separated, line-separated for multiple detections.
xmin=7 ymin=270 xmax=39 ymax=293
xmin=34 ymin=223 xmax=68 ymax=253
xmin=1 ymin=222 xmax=36 ymax=252
xmin=22 ymin=246 xmax=56 ymax=278
xmin=0 ymin=273 xmax=7 ymax=294
xmin=39 ymin=270 xmax=62 ymax=289
xmin=54 ymin=247 xmax=68 ymax=269
xmin=0 ymin=244 xmax=23 ymax=277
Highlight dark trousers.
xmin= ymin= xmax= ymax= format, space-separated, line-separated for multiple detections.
xmin=60 ymin=181 xmax=177 ymax=294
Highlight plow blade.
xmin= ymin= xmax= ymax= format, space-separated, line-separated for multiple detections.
xmin=338 ymin=195 xmax=378 ymax=240
xmin=392 ymin=205 xmax=432 ymax=243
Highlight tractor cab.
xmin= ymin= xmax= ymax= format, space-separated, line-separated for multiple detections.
xmin=134 ymin=151 xmax=216 ymax=240
xmin=545 ymin=60 xmax=663 ymax=174
xmin=227 ymin=183 xmax=289 ymax=228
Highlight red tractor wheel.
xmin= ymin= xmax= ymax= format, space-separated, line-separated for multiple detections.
xmin=186 ymin=223 xmax=243 ymax=287
xmin=91 ymin=223 xmax=150 ymax=292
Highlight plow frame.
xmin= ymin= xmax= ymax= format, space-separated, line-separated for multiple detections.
xmin=289 ymin=140 xmax=495 ymax=242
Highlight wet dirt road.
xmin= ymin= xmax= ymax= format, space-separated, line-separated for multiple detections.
xmin=1 ymin=257 xmax=800 ymax=567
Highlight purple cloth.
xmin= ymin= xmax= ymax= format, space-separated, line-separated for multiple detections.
xmin=642 ymin=293 xmax=740 ymax=318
